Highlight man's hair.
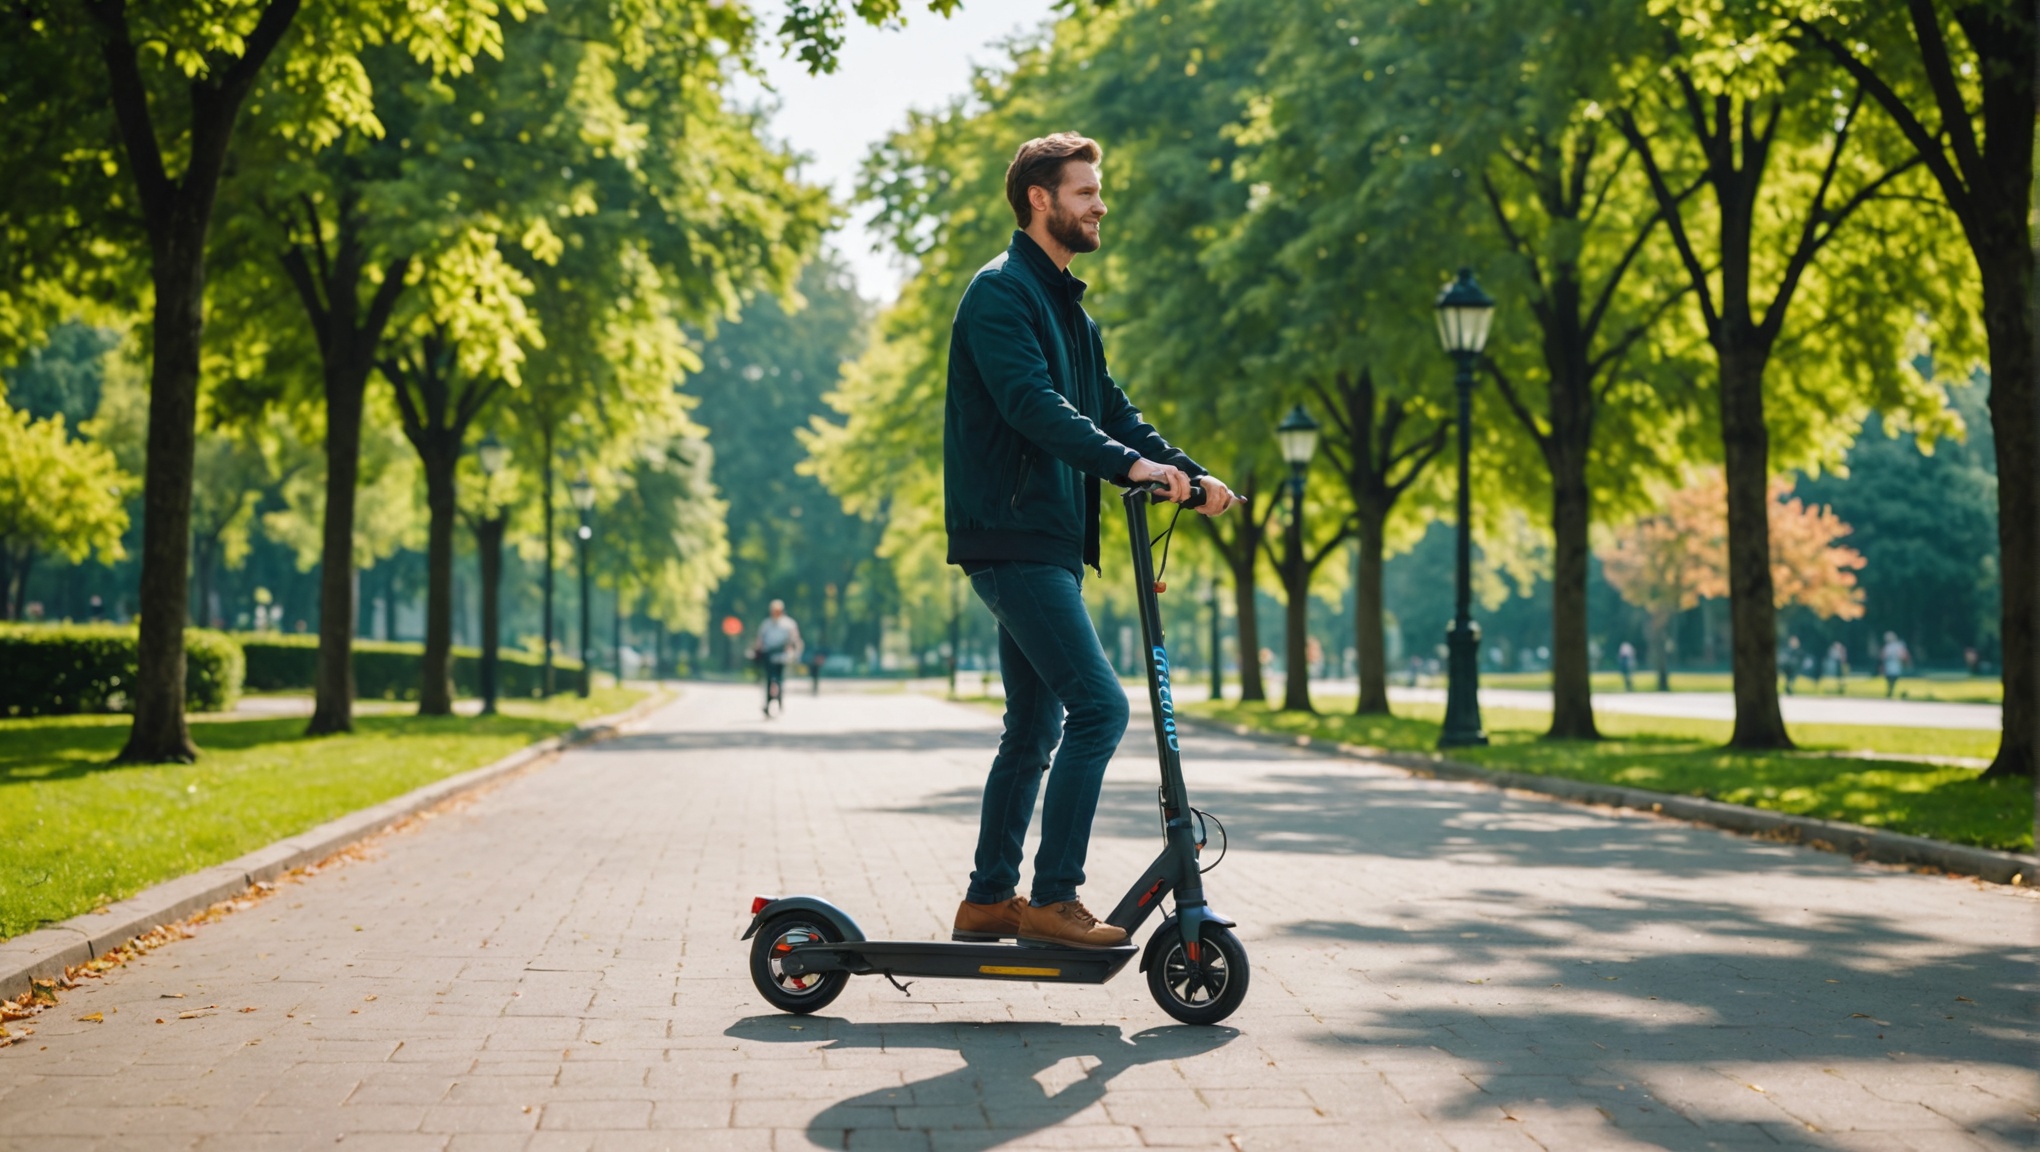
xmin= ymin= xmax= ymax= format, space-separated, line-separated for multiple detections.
xmin=1005 ymin=133 xmax=1101 ymax=227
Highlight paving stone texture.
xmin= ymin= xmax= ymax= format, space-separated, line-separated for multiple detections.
xmin=2 ymin=682 xmax=2034 ymax=1151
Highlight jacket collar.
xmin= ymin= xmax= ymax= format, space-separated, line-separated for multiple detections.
xmin=1010 ymin=229 xmax=1087 ymax=304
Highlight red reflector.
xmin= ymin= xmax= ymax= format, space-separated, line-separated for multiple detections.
xmin=750 ymin=896 xmax=772 ymax=915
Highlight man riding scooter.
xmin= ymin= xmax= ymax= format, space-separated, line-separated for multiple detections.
xmin=944 ymin=133 xmax=1237 ymax=950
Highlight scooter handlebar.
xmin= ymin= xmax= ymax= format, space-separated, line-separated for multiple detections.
xmin=1131 ymin=479 xmax=1208 ymax=509
xmin=1134 ymin=479 xmax=1207 ymax=509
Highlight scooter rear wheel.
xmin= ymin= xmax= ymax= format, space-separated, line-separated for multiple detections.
xmin=1147 ymin=924 xmax=1249 ymax=1025
xmin=750 ymin=914 xmax=849 ymax=1014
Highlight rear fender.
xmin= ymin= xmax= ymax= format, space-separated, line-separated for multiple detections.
xmin=741 ymin=896 xmax=866 ymax=942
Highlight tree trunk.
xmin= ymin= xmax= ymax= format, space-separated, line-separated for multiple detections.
xmin=1978 ymin=254 xmax=2037 ymax=778
xmin=119 ymin=232 xmax=206 ymax=763
xmin=1230 ymin=554 xmax=1265 ymax=703
xmin=2 ymin=548 xmax=32 ymax=620
xmin=418 ymin=439 xmax=458 ymax=715
xmin=1354 ymin=511 xmax=1389 ymax=714
xmin=477 ymin=514 xmax=504 ymax=713
xmin=308 ymin=372 xmax=366 ymax=734
xmin=1651 ymin=612 xmax=1672 ymax=692
xmin=1546 ymin=455 xmax=1600 ymax=739
xmin=1720 ymin=350 xmax=1791 ymax=748
xmin=93 ymin=0 xmax=302 ymax=764
xmin=541 ymin=429 xmax=557 ymax=697
xmin=192 ymin=533 xmax=216 ymax=628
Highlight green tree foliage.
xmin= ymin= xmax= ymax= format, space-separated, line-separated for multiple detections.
xmin=593 ymin=438 xmax=732 ymax=640
xmin=0 ymin=324 xmax=122 ymax=430
xmin=809 ymin=53 xmax=1029 ymax=609
xmin=692 ymin=257 xmax=881 ymax=662
xmin=1784 ymin=0 xmax=2034 ymax=779
xmin=1197 ymin=0 xmax=1513 ymax=711
xmin=1070 ymin=0 xmax=1360 ymax=710
xmin=1271 ymin=0 xmax=1711 ymax=735
xmin=0 ymin=402 xmax=131 ymax=618
xmin=816 ymin=3 xmax=1327 ymax=691
xmin=1612 ymin=0 xmax=1970 ymax=749
xmin=3 ymin=0 xmax=530 ymax=761
xmin=0 ymin=0 xmax=952 ymax=758
xmin=1799 ymin=380 xmax=2000 ymax=664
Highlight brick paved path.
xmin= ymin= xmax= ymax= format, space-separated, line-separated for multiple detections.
xmin=3 ymin=684 xmax=2033 ymax=1151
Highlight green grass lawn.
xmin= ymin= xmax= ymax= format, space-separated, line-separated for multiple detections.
xmin=1478 ymin=670 xmax=2003 ymax=705
xmin=0 ymin=688 xmax=648 ymax=941
xmin=1183 ymin=696 xmax=2030 ymax=854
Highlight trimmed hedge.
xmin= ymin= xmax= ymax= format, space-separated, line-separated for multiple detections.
xmin=0 ymin=624 xmax=244 ymax=717
xmin=235 ymin=634 xmax=583 ymax=700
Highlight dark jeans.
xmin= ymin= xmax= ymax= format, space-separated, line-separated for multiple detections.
xmin=762 ymin=660 xmax=786 ymax=705
xmin=963 ymin=561 xmax=1130 ymax=907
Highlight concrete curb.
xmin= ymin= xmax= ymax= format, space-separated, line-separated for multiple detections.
xmin=1188 ymin=719 xmax=2038 ymax=886
xmin=0 ymin=690 xmax=676 ymax=999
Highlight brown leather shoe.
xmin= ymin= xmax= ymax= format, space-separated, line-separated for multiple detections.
xmin=1017 ymin=899 xmax=1129 ymax=949
xmin=952 ymin=897 xmax=1026 ymax=941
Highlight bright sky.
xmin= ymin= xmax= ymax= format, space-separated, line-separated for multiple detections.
xmin=743 ymin=0 xmax=1060 ymax=303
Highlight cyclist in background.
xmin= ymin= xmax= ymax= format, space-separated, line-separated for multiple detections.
xmin=750 ymin=600 xmax=804 ymax=718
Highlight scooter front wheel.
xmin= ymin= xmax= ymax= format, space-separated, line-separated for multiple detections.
xmin=1147 ymin=924 xmax=1249 ymax=1025
xmin=750 ymin=914 xmax=849 ymax=1014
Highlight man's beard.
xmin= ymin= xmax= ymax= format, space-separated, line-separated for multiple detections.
xmin=1045 ymin=201 xmax=1100 ymax=253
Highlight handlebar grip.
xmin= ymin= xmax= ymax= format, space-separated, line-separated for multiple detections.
xmin=1150 ymin=483 xmax=1207 ymax=509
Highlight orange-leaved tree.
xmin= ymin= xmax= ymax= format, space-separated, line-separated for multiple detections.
xmin=1600 ymin=471 xmax=1865 ymax=696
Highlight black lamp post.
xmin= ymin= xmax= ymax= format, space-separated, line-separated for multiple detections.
xmin=475 ymin=432 xmax=511 ymax=715
xmin=569 ymin=471 xmax=596 ymax=699
xmin=1275 ymin=403 xmax=1320 ymax=713
xmin=1435 ymin=267 xmax=1497 ymax=748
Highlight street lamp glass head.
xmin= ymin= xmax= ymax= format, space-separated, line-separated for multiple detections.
xmin=477 ymin=432 xmax=509 ymax=477
xmin=569 ymin=471 xmax=596 ymax=512
xmin=1434 ymin=267 xmax=1496 ymax=356
xmin=1275 ymin=403 xmax=1319 ymax=470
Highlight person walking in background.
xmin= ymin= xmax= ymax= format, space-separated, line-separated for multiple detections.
xmin=808 ymin=644 xmax=828 ymax=696
xmin=1825 ymin=640 xmax=1849 ymax=694
xmin=1879 ymin=631 xmax=1911 ymax=698
xmin=1616 ymin=641 xmax=1637 ymax=692
xmin=1780 ymin=635 xmax=1803 ymax=695
xmin=749 ymin=599 xmax=804 ymax=718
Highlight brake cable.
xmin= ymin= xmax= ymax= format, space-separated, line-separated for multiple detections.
xmin=1150 ymin=500 xmax=1185 ymax=590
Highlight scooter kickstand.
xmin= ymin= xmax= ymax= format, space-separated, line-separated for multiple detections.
xmin=882 ymin=971 xmax=914 ymax=997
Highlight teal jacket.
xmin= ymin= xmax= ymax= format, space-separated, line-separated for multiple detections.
xmin=944 ymin=231 xmax=1203 ymax=574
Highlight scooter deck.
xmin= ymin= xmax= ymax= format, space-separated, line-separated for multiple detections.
xmin=780 ymin=938 xmax=1139 ymax=985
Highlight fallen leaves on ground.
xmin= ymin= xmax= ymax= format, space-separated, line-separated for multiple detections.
xmin=1 ymin=762 xmax=560 ymax=1051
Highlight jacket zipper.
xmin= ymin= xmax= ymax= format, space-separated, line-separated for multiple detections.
xmin=1009 ymin=452 xmax=1032 ymax=508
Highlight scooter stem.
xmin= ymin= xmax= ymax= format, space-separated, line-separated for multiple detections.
xmin=1119 ymin=485 xmax=1212 ymax=947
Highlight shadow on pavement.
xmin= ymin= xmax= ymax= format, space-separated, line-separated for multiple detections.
xmin=884 ymin=767 xmax=1867 ymax=884
xmin=725 ymin=1017 xmax=1236 ymax=1149
xmin=589 ymin=727 xmax=996 ymax=755
xmin=863 ymin=732 xmax=2039 ymax=1147
xmin=1281 ymin=895 xmax=2039 ymax=1150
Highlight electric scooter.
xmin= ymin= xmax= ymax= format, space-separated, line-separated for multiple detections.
xmin=741 ymin=480 xmax=1248 ymax=1026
